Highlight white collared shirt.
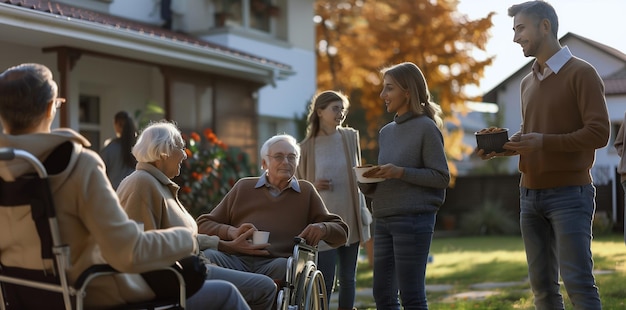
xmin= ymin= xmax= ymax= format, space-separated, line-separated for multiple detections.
xmin=532 ymin=46 xmax=573 ymax=81
xmin=254 ymin=172 xmax=301 ymax=197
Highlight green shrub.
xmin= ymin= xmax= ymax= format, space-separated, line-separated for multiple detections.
xmin=459 ymin=200 xmax=520 ymax=235
xmin=592 ymin=211 xmax=613 ymax=236
xmin=174 ymin=128 xmax=255 ymax=218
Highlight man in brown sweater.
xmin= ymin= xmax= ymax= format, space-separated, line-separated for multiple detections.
xmin=479 ymin=2 xmax=609 ymax=309
xmin=197 ymin=134 xmax=348 ymax=281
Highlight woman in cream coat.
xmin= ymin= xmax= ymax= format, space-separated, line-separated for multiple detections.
xmin=296 ymin=90 xmax=371 ymax=310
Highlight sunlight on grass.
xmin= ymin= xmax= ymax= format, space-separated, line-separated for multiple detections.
xmin=591 ymin=235 xmax=626 ymax=271
xmin=427 ymin=251 xmax=528 ymax=281
xmin=352 ymin=234 xmax=626 ymax=309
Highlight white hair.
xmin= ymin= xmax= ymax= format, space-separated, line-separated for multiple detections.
xmin=132 ymin=121 xmax=184 ymax=163
xmin=259 ymin=134 xmax=300 ymax=162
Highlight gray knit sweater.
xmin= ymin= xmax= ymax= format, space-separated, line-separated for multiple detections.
xmin=361 ymin=112 xmax=450 ymax=218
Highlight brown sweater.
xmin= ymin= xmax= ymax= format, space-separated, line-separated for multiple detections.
xmin=197 ymin=177 xmax=348 ymax=258
xmin=517 ymin=56 xmax=609 ymax=189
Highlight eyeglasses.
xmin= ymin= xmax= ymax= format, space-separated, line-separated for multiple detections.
xmin=268 ymin=153 xmax=297 ymax=163
xmin=328 ymin=106 xmax=346 ymax=114
xmin=54 ymin=98 xmax=66 ymax=109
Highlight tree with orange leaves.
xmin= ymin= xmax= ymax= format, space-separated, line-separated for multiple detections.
xmin=314 ymin=0 xmax=494 ymax=182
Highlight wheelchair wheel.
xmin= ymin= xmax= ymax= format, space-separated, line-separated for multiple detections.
xmin=293 ymin=263 xmax=328 ymax=310
xmin=303 ymin=269 xmax=327 ymax=310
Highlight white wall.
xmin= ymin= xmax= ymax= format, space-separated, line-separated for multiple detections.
xmin=200 ymin=0 xmax=316 ymax=141
xmin=72 ymin=56 xmax=157 ymax=147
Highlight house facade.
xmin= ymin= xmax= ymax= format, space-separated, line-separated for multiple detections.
xmin=459 ymin=32 xmax=626 ymax=226
xmin=0 ymin=0 xmax=315 ymax=165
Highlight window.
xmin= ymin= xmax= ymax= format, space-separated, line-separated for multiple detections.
xmin=214 ymin=0 xmax=279 ymax=32
xmin=79 ymin=95 xmax=101 ymax=150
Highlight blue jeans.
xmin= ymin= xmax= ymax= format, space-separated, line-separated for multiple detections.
xmin=187 ymin=279 xmax=251 ymax=310
xmin=520 ymin=185 xmax=601 ymax=310
xmin=206 ymin=264 xmax=277 ymax=310
xmin=317 ymin=242 xmax=360 ymax=308
xmin=372 ymin=213 xmax=435 ymax=310
xmin=203 ymin=249 xmax=288 ymax=280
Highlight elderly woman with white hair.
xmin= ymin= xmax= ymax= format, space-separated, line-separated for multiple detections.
xmin=117 ymin=120 xmax=277 ymax=310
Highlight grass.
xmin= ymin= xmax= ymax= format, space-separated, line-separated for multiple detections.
xmin=350 ymin=233 xmax=626 ymax=309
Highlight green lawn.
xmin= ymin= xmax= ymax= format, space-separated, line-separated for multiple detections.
xmin=351 ymin=234 xmax=626 ymax=309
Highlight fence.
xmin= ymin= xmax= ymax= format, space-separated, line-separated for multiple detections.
xmin=438 ymin=173 xmax=625 ymax=233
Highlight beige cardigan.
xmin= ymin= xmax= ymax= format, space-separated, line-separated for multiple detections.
xmin=296 ymin=127 xmax=371 ymax=246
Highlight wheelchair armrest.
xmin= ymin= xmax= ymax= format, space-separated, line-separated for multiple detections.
xmin=74 ymin=264 xmax=118 ymax=288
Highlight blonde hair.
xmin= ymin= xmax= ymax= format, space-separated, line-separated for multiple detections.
xmin=380 ymin=62 xmax=444 ymax=129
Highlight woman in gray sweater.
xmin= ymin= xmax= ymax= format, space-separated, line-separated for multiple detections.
xmin=359 ymin=62 xmax=450 ymax=310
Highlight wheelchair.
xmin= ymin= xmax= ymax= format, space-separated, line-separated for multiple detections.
xmin=0 ymin=147 xmax=187 ymax=310
xmin=276 ymin=237 xmax=328 ymax=310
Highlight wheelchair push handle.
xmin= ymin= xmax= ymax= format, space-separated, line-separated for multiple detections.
xmin=0 ymin=147 xmax=48 ymax=178
xmin=0 ymin=147 xmax=16 ymax=160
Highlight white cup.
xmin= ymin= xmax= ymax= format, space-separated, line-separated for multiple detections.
xmin=252 ymin=231 xmax=270 ymax=244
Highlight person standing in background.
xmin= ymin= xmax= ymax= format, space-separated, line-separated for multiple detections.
xmin=480 ymin=1 xmax=608 ymax=309
xmin=360 ymin=62 xmax=450 ymax=309
xmin=296 ymin=90 xmax=371 ymax=310
xmin=613 ymin=112 xmax=626 ymax=244
xmin=100 ymin=110 xmax=137 ymax=189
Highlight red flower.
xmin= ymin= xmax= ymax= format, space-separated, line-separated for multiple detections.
xmin=175 ymin=127 xmax=254 ymax=218
xmin=190 ymin=132 xmax=201 ymax=142
xmin=203 ymin=128 xmax=214 ymax=140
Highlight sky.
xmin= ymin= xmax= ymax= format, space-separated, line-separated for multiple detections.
xmin=456 ymin=0 xmax=626 ymax=97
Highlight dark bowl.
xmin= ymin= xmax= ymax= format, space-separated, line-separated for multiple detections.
xmin=475 ymin=128 xmax=509 ymax=153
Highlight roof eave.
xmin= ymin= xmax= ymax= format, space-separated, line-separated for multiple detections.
xmin=0 ymin=3 xmax=294 ymax=85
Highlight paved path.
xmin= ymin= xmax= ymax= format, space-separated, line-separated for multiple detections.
xmin=330 ymin=270 xmax=614 ymax=308
xmin=329 ymin=280 xmax=528 ymax=309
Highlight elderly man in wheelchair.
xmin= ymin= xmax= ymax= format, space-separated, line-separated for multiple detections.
xmin=196 ymin=134 xmax=349 ymax=310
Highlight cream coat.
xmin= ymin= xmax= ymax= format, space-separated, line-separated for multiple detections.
xmin=297 ymin=127 xmax=371 ymax=246
xmin=0 ymin=129 xmax=197 ymax=309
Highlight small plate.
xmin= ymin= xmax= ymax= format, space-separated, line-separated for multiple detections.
xmin=353 ymin=166 xmax=385 ymax=183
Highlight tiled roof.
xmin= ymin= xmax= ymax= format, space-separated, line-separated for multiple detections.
xmin=0 ymin=0 xmax=290 ymax=70
xmin=605 ymin=80 xmax=626 ymax=95
xmin=605 ymin=68 xmax=626 ymax=95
